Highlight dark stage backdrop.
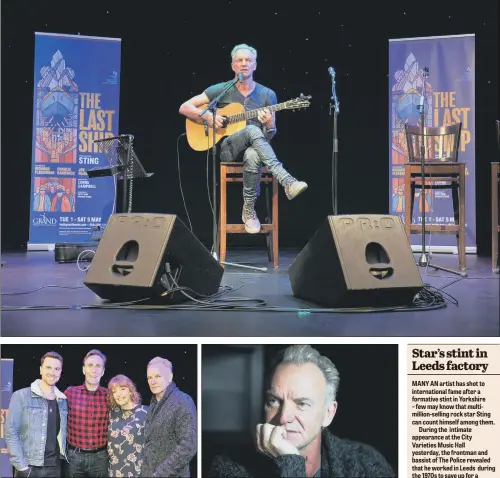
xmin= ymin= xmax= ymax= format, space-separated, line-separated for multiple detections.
xmin=0 ymin=343 xmax=198 ymax=476
xmin=1 ymin=1 xmax=498 ymax=255
xmin=202 ymin=344 xmax=398 ymax=476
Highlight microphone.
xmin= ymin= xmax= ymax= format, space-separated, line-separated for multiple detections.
xmin=237 ymin=73 xmax=244 ymax=82
xmin=328 ymin=67 xmax=335 ymax=78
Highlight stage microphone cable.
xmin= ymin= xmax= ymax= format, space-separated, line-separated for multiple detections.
xmin=176 ymin=131 xmax=219 ymax=245
xmin=176 ymin=132 xmax=193 ymax=232
xmin=0 ymin=265 xmax=454 ymax=314
xmin=206 ymin=134 xmax=214 ymax=217
xmin=414 ymin=283 xmax=458 ymax=307
xmin=2 ymin=278 xmax=450 ymax=312
xmin=205 ymin=132 xmax=217 ymax=255
xmin=1 ymin=284 xmax=85 ymax=296
xmin=177 ymin=129 xmax=215 ymax=253
xmin=163 ymin=266 xmax=264 ymax=308
xmin=76 ymin=249 xmax=95 ymax=271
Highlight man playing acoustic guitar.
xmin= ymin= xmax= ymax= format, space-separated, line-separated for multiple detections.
xmin=179 ymin=43 xmax=308 ymax=234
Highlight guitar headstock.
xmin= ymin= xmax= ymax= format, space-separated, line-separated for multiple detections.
xmin=283 ymin=94 xmax=312 ymax=111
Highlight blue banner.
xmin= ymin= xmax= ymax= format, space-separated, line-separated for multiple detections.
xmin=389 ymin=35 xmax=476 ymax=251
xmin=1 ymin=359 xmax=14 ymax=478
xmin=28 ymin=32 xmax=121 ymax=247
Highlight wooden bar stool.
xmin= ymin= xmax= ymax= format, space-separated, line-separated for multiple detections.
xmin=403 ymin=123 xmax=467 ymax=270
xmin=219 ymin=162 xmax=279 ymax=267
xmin=492 ymin=162 xmax=500 ymax=272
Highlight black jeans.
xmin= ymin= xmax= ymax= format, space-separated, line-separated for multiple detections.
xmin=15 ymin=463 xmax=61 ymax=477
xmin=64 ymin=448 xmax=108 ymax=477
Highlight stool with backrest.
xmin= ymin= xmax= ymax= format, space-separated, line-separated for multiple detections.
xmin=492 ymin=120 xmax=500 ymax=272
xmin=219 ymin=161 xmax=279 ymax=267
xmin=404 ymin=122 xmax=466 ymax=270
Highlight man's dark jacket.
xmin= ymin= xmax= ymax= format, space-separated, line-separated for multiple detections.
xmin=141 ymin=381 xmax=197 ymax=477
xmin=208 ymin=428 xmax=395 ymax=477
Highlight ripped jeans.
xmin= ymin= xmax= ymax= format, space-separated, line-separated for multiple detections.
xmin=220 ymin=125 xmax=294 ymax=204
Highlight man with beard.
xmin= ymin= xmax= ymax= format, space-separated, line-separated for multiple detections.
xmin=5 ymin=351 xmax=69 ymax=477
xmin=209 ymin=345 xmax=395 ymax=477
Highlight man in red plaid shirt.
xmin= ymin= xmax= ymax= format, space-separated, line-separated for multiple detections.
xmin=63 ymin=349 xmax=110 ymax=477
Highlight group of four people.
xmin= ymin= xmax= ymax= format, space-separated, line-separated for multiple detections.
xmin=5 ymin=349 xmax=197 ymax=477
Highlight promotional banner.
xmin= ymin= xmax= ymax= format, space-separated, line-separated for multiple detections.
xmin=389 ymin=34 xmax=475 ymax=252
xmin=28 ymin=32 xmax=121 ymax=249
xmin=1 ymin=359 xmax=14 ymax=478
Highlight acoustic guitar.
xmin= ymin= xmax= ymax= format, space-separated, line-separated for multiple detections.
xmin=185 ymin=94 xmax=311 ymax=151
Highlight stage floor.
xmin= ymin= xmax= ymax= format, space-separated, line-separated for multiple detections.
xmin=1 ymin=249 xmax=498 ymax=337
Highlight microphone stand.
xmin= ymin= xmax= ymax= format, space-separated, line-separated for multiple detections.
xmin=416 ymin=67 xmax=467 ymax=278
xmin=329 ymin=68 xmax=340 ymax=215
xmin=199 ymin=74 xmax=267 ymax=272
xmin=416 ymin=67 xmax=429 ymax=267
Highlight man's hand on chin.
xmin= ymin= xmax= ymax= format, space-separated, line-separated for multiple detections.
xmin=255 ymin=423 xmax=301 ymax=458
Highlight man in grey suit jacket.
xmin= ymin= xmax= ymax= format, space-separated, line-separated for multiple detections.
xmin=141 ymin=357 xmax=197 ymax=477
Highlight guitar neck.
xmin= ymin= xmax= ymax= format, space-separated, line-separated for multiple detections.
xmin=227 ymin=103 xmax=288 ymax=124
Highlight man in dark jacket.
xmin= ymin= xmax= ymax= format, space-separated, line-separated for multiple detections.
xmin=141 ymin=357 xmax=197 ymax=477
xmin=208 ymin=345 xmax=395 ymax=477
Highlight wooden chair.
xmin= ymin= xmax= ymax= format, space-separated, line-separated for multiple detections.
xmin=219 ymin=162 xmax=279 ymax=267
xmin=403 ymin=122 xmax=466 ymax=270
xmin=493 ymin=120 xmax=500 ymax=272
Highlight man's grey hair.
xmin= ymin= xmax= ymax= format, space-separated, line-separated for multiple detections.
xmin=231 ymin=43 xmax=257 ymax=60
xmin=271 ymin=345 xmax=340 ymax=403
xmin=147 ymin=357 xmax=173 ymax=374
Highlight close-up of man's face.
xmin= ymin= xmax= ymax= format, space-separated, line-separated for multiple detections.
xmin=231 ymin=48 xmax=257 ymax=80
xmin=83 ymin=354 xmax=105 ymax=385
xmin=147 ymin=362 xmax=172 ymax=397
xmin=40 ymin=357 xmax=62 ymax=386
xmin=264 ymin=362 xmax=337 ymax=451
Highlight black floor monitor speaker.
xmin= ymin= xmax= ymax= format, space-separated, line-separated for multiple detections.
xmin=83 ymin=213 xmax=224 ymax=303
xmin=288 ymin=215 xmax=424 ymax=308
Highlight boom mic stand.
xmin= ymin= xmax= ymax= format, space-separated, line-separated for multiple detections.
xmin=416 ymin=67 xmax=467 ymax=278
xmin=199 ymin=73 xmax=267 ymax=272
xmin=328 ymin=67 xmax=339 ymax=214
